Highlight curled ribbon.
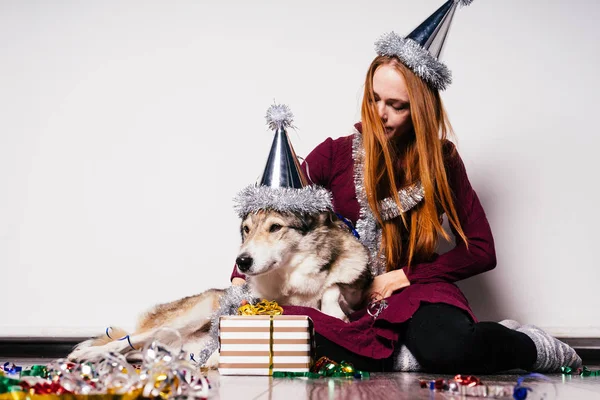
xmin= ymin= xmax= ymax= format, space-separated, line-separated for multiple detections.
xmin=367 ymin=298 xmax=388 ymax=319
xmin=562 ymin=366 xmax=600 ymax=376
xmin=419 ymin=372 xmax=555 ymax=399
xmin=1 ymin=363 xmax=21 ymax=377
xmin=237 ymin=299 xmax=283 ymax=315
xmin=273 ymin=356 xmax=370 ymax=379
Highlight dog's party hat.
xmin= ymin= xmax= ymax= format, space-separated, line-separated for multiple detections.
xmin=258 ymin=104 xmax=308 ymax=189
xmin=234 ymin=103 xmax=332 ymax=217
xmin=374 ymin=0 xmax=475 ymax=91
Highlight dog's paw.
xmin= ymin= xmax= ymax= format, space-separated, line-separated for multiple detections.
xmin=67 ymin=338 xmax=131 ymax=362
xmin=321 ymin=309 xmax=350 ymax=322
xmin=320 ymin=304 xmax=350 ymax=322
xmin=205 ymin=350 xmax=220 ymax=370
xmin=67 ymin=346 xmax=108 ymax=363
xmin=67 ymin=339 xmax=95 ymax=362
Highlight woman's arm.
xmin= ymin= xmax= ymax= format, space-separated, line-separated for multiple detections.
xmin=301 ymin=137 xmax=334 ymax=187
xmin=401 ymin=142 xmax=497 ymax=284
xmin=367 ymin=143 xmax=495 ymax=297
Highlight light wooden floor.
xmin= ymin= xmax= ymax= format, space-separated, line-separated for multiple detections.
xmin=6 ymin=358 xmax=600 ymax=399
xmin=214 ymin=370 xmax=600 ymax=400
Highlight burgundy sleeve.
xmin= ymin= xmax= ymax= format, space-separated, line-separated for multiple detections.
xmin=301 ymin=137 xmax=334 ymax=187
xmin=402 ymin=143 xmax=497 ymax=284
xmin=230 ymin=264 xmax=245 ymax=282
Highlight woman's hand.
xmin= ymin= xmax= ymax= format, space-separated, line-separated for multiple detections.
xmin=233 ymin=279 xmax=249 ymax=307
xmin=366 ymin=269 xmax=410 ymax=300
xmin=232 ymin=277 xmax=246 ymax=286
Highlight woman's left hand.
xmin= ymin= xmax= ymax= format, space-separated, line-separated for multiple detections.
xmin=366 ymin=269 xmax=411 ymax=300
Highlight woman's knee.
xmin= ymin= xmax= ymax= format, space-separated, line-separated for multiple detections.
xmin=404 ymin=303 xmax=476 ymax=371
xmin=412 ymin=338 xmax=474 ymax=372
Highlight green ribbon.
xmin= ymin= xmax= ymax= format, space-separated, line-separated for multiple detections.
xmin=272 ymin=372 xmax=321 ymax=378
xmin=20 ymin=365 xmax=47 ymax=378
xmin=561 ymin=366 xmax=572 ymax=374
xmin=273 ymin=358 xmax=370 ymax=379
xmin=561 ymin=366 xmax=600 ymax=377
xmin=581 ymin=367 xmax=600 ymax=377
xmin=0 ymin=376 xmax=23 ymax=394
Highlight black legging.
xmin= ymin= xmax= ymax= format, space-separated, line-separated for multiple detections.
xmin=314 ymin=303 xmax=537 ymax=373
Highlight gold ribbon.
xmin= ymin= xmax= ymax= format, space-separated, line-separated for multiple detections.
xmin=237 ymin=300 xmax=282 ymax=375
xmin=269 ymin=315 xmax=274 ymax=376
xmin=237 ymin=299 xmax=283 ymax=316
xmin=0 ymin=392 xmax=143 ymax=400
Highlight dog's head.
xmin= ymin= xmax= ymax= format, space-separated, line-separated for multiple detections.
xmin=235 ymin=210 xmax=335 ymax=276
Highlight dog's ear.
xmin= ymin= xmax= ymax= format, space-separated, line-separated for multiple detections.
xmin=298 ymin=212 xmax=335 ymax=232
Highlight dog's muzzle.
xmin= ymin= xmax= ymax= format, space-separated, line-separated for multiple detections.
xmin=236 ymin=253 xmax=253 ymax=273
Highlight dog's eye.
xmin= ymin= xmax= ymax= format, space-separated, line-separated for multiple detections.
xmin=269 ymin=224 xmax=282 ymax=233
xmin=243 ymin=226 xmax=250 ymax=234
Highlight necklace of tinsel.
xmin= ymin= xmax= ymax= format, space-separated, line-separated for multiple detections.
xmin=351 ymin=129 xmax=424 ymax=276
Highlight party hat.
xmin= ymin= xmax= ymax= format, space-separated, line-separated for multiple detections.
xmin=258 ymin=104 xmax=308 ymax=189
xmin=375 ymin=0 xmax=474 ymax=90
xmin=234 ymin=104 xmax=332 ymax=217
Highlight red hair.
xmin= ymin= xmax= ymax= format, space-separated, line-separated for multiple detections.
xmin=361 ymin=56 xmax=468 ymax=271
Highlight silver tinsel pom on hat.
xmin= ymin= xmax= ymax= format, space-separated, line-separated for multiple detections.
xmin=233 ymin=184 xmax=333 ymax=218
xmin=195 ymin=284 xmax=257 ymax=366
xmin=375 ymin=32 xmax=452 ymax=91
xmin=265 ymin=103 xmax=294 ymax=131
xmin=457 ymin=0 xmax=474 ymax=6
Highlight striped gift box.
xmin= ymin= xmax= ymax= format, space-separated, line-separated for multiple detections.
xmin=218 ymin=315 xmax=315 ymax=375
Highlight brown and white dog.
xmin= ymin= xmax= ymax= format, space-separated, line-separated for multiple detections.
xmin=67 ymin=210 xmax=371 ymax=365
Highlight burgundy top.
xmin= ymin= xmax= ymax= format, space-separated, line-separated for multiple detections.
xmin=231 ymin=124 xmax=496 ymax=359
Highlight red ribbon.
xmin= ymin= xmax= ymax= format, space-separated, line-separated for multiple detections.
xmin=454 ymin=374 xmax=481 ymax=387
xmin=20 ymin=381 xmax=71 ymax=395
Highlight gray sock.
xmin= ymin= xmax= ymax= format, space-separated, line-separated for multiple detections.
xmin=517 ymin=324 xmax=582 ymax=372
xmin=498 ymin=319 xmax=522 ymax=330
xmin=392 ymin=343 xmax=422 ymax=372
xmin=392 ymin=319 xmax=523 ymax=372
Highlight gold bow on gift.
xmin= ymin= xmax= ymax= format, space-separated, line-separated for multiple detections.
xmin=237 ymin=299 xmax=283 ymax=316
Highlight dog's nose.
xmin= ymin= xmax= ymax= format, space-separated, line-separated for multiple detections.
xmin=236 ymin=254 xmax=253 ymax=272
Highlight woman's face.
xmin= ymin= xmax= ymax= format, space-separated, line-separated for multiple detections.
xmin=372 ymin=64 xmax=412 ymax=139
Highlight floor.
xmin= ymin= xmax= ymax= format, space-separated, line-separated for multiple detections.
xmin=5 ymin=358 xmax=600 ymax=399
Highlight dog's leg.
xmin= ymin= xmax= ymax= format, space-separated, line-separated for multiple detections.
xmin=205 ymin=350 xmax=220 ymax=370
xmin=69 ymin=290 xmax=220 ymax=363
xmin=320 ymin=285 xmax=348 ymax=322
xmin=68 ymin=327 xmax=131 ymax=361
xmin=180 ymin=334 xmax=216 ymax=364
xmin=68 ymin=328 xmax=175 ymax=362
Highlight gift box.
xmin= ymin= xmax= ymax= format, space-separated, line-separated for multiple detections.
xmin=218 ymin=315 xmax=314 ymax=375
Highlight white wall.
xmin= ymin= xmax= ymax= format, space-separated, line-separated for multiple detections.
xmin=1 ymin=0 xmax=598 ymax=338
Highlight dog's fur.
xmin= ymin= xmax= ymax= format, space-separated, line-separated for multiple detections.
xmin=67 ymin=210 xmax=371 ymax=364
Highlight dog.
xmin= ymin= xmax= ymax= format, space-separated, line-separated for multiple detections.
xmin=237 ymin=210 xmax=371 ymax=320
xmin=67 ymin=209 xmax=371 ymax=365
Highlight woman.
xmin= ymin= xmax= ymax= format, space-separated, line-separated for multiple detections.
xmin=233 ymin=1 xmax=582 ymax=373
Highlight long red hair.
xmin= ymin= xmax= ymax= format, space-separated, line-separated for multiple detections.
xmin=361 ymin=56 xmax=468 ymax=271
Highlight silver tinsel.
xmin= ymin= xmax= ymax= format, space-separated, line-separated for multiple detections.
xmin=351 ymin=129 xmax=424 ymax=276
xmin=457 ymin=0 xmax=474 ymax=6
xmin=265 ymin=103 xmax=294 ymax=131
xmin=374 ymin=32 xmax=452 ymax=91
xmin=379 ymin=183 xmax=425 ymax=220
xmin=352 ymin=129 xmax=386 ymax=276
xmin=233 ymin=184 xmax=333 ymax=218
xmin=195 ymin=284 xmax=257 ymax=366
